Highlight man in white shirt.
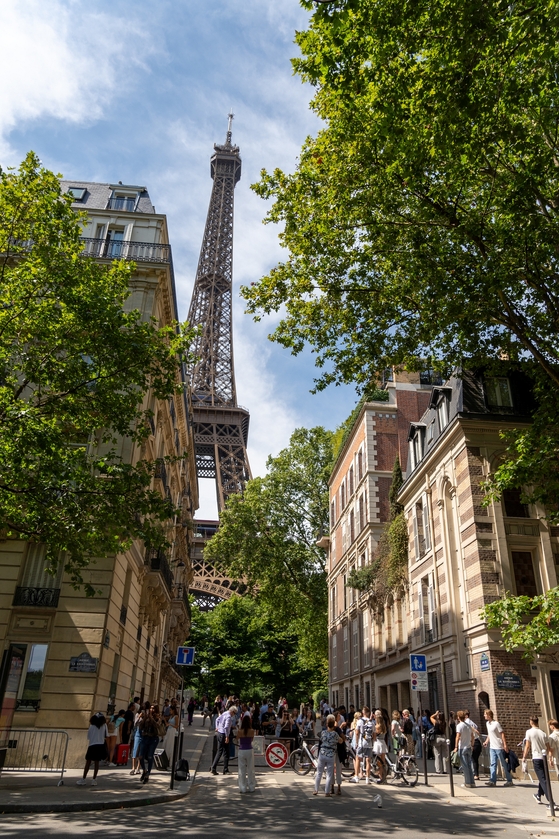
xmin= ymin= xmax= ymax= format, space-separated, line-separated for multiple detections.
xmin=482 ymin=709 xmax=513 ymax=787
xmin=522 ymin=715 xmax=550 ymax=806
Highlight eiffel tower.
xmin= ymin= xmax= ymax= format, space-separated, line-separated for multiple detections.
xmin=187 ymin=114 xmax=251 ymax=610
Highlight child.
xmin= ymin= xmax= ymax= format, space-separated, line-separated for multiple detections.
xmin=77 ymin=712 xmax=108 ymax=785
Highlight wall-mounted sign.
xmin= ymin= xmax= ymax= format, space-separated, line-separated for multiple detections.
xmin=480 ymin=653 xmax=490 ymax=672
xmin=496 ymin=670 xmax=522 ymax=691
xmin=69 ymin=652 xmax=98 ymax=673
xmin=103 ymin=631 xmax=111 ymax=649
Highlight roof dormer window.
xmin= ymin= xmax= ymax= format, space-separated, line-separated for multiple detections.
xmin=67 ymin=187 xmax=86 ymax=201
xmin=485 ymin=377 xmax=513 ymax=409
xmin=408 ymin=423 xmax=426 ymax=471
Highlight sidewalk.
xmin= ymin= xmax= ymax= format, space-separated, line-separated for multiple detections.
xmin=0 ymin=721 xmax=211 ymax=814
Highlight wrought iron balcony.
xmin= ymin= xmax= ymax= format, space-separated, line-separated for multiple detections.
xmin=145 ymin=547 xmax=173 ymax=593
xmin=80 ymin=237 xmax=171 ymax=263
xmin=106 ymin=197 xmax=136 ymax=212
xmin=12 ymin=587 xmax=60 ymax=608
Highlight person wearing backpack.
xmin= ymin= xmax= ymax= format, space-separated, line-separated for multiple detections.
xmin=350 ymin=706 xmax=374 ymax=784
xmin=372 ymin=710 xmax=388 ymax=783
xmin=430 ymin=710 xmax=448 ymax=774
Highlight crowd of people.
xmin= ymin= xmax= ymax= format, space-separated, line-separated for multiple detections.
xmin=75 ymin=691 xmax=559 ymax=801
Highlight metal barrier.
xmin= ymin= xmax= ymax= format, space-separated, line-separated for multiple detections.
xmin=0 ymin=729 xmax=69 ymax=786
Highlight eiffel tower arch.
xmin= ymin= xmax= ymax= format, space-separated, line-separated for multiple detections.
xmin=187 ymin=115 xmax=251 ymax=609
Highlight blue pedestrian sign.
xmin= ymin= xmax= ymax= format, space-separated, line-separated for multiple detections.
xmin=410 ymin=654 xmax=427 ymax=672
xmin=176 ymin=646 xmax=195 ymax=666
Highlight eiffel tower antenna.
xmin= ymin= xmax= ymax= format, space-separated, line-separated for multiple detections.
xmin=187 ymin=112 xmax=251 ymax=513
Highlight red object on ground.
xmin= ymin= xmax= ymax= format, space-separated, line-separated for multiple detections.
xmin=114 ymin=744 xmax=130 ymax=765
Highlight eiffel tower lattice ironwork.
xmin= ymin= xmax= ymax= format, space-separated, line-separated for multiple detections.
xmin=187 ymin=113 xmax=251 ymax=609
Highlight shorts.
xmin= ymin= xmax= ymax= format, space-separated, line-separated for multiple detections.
xmin=357 ymin=744 xmax=372 ymax=758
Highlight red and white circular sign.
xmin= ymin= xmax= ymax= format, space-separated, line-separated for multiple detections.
xmin=265 ymin=741 xmax=289 ymax=769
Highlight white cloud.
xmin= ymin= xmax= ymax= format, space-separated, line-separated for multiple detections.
xmin=0 ymin=1 xmax=152 ymax=160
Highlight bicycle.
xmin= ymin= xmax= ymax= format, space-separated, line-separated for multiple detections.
xmin=290 ymin=738 xmax=319 ymax=775
xmin=372 ymin=750 xmax=419 ymax=786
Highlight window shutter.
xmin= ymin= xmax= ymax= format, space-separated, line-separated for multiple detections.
xmin=417 ymin=583 xmax=425 ymax=644
xmin=428 ymin=574 xmax=438 ymax=641
xmin=413 ymin=509 xmax=420 ymax=561
xmin=423 ymin=495 xmax=431 ymax=552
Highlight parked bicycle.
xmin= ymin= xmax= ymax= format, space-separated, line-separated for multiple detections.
xmin=290 ymin=738 xmax=319 ymax=775
xmin=372 ymin=750 xmax=419 ymax=786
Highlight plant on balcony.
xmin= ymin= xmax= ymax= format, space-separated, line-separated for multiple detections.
xmin=0 ymin=153 xmax=195 ymax=594
xmin=346 ymin=457 xmax=408 ymax=610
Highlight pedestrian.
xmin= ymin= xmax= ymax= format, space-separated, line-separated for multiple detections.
xmin=430 ymin=710 xmax=448 ymax=774
xmin=162 ymin=698 xmax=171 ymax=721
xmin=402 ymin=709 xmax=415 ymax=756
xmin=313 ymin=714 xmax=344 ymax=796
xmin=77 ymin=712 xmax=108 ymax=786
xmin=482 ymin=709 xmax=513 ymax=787
xmin=350 ymin=706 xmax=373 ymax=784
xmin=238 ymin=713 xmax=256 ymax=793
xmin=121 ymin=702 xmax=135 ymax=748
xmin=163 ymin=703 xmax=179 ymax=763
xmin=391 ymin=710 xmax=404 ymax=754
xmin=139 ymin=704 xmax=162 ymax=784
xmin=333 ymin=714 xmax=347 ymax=795
xmin=548 ymin=720 xmax=559 ymax=771
xmin=104 ymin=712 xmax=118 ymax=766
xmin=130 ymin=701 xmax=149 ymax=776
xmin=455 ymin=710 xmax=475 ymax=788
xmin=211 ymin=705 xmax=237 ymax=775
xmin=187 ymin=697 xmax=196 ymax=726
xmin=464 ymin=710 xmax=481 ymax=780
xmin=373 ymin=710 xmax=388 ymax=783
xmin=201 ymin=696 xmax=211 ymax=727
xmin=522 ymin=715 xmax=550 ymax=806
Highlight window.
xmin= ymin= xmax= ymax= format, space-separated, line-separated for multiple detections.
xmin=363 ymin=610 xmax=370 ymax=667
xmin=343 ymin=574 xmax=348 ymax=611
xmin=341 ymin=484 xmax=345 ymax=510
xmin=350 ymin=509 xmax=355 ymax=542
xmin=426 ymin=420 xmax=435 ymax=445
xmin=105 ymin=228 xmax=124 ymax=258
xmin=420 ymin=368 xmax=443 ymax=385
xmin=358 ymin=450 xmax=363 ymax=481
xmin=352 ymin=618 xmax=359 ymax=672
xmin=511 ymin=551 xmax=538 ymax=597
xmin=331 ymin=499 xmax=336 ymax=526
xmin=332 ymin=635 xmax=337 ymax=679
xmin=437 ymin=396 xmax=449 ymax=430
xmin=67 ymin=186 xmax=86 ymax=201
xmin=343 ymin=625 xmax=349 ymax=675
xmin=359 ymin=494 xmax=364 ymax=532
xmin=428 ymin=671 xmax=439 ymax=713
xmin=408 ymin=425 xmax=425 ymax=470
xmin=502 ymin=488 xmax=529 ymax=518
xmin=419 ymin=574 xmax=438 ymax=643
xmin=17 ymin=644 xmax=48 ymax=711
xmin=485 ymin=377 xmax=513 ymax=408
xmin=413 ymin=496 xmax=431 ymax=560
xmin=349 ymin=467 xmax=354 ymax=497
xmin=13 ymin=544 xmax=63 ymax=608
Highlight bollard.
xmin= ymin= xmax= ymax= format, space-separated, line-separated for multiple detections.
xmin=446 ymin=738 xmax=455 ymax=798
xmin=543 ymin=750 xmax=556 ymax=817
xmin=422 ymin=733 xmax=429 ymax=786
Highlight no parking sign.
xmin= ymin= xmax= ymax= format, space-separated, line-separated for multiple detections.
xmin=265 ymin=741 xmax=289 ymax=769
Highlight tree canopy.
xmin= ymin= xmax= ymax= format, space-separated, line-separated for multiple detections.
xmin=0 ymin=153 xmax=193 ymax=591
xmin=203 ymin=426 xmax=333 ymax=681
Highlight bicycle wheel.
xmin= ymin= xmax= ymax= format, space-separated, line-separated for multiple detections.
xmin=341 ymin=754 xmax=354 ymax=778
xmin=370 ymin=756 xmax=383 ymax=783
xmin=401 ymin=758 xmax=419 ymax=787
xmin=290 ymin=749 xmax=313 ymax=775
xmin=386 ymin=760 xmax=399 ymax=784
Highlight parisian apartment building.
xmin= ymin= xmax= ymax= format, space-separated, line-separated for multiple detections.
xmin=327 ymin=366 xmax=559 ymax=748
xmin=0 ymin=182 xmax=198 ymax=766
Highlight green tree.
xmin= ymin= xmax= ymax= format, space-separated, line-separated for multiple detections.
xmin=481 ymin=589 xmax=559 ymax=661
xmin=182 ymin=595 xmax=322 ymax=702
xmin=204 ymin=426 xmax=333 ymax=681
xmin=244 ymin=0 xmax=559 ymax=515
xmin=0 ymin=153 xmax=193 ymax=592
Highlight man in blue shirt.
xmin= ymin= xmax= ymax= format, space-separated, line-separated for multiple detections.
xmin=211 ymin=706 xmax=237 ymax=775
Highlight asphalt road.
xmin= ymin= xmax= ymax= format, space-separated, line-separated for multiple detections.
xmin=0 ymin=767 xmax=547 ymax=839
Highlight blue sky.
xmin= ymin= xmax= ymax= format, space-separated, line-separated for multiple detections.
xmin=1 ymin=0 xmax=357 ymax=516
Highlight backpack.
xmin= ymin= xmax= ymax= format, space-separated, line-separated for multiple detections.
xmin=426 ymin=727 xmax=437 ymax=744
xmin=174 ymin=758 xmax=190 ymax=782
xmin=363 ymin=719 xmax=375 ymax=745
xmin=107 ymin=718 xmax=116 ymax=734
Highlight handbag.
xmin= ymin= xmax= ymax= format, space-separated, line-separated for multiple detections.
xmin=451 ymin=749 xmax=461 ymax=769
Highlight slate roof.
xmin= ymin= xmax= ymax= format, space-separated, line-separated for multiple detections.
xmin=59 ymin=180 xmax=156 ymax=213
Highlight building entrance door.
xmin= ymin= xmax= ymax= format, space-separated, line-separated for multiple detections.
xmin=550 ymin=671 xmax=559 ymax=719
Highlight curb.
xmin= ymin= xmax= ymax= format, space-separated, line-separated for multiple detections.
xmin=0 ymin=733 xmax=211 ymax=815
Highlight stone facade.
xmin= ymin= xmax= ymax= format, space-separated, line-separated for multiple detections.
xmin=327 ymin=371 xmax=432 ymax=712
xmin=0 ymin=181 xmax=199 ymax=766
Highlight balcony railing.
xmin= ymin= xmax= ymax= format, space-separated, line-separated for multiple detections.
xmin=12 ymin=587 xmax=60 ymax=608
xmin=80 ymin=237 xmax=171 ymax=263
xmin=145 ymin=548 xmax=173 ymax=593
xmin=106 ymin=197 xmax=136 ymax=212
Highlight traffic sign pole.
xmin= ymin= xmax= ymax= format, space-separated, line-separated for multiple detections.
xmin=419 ymin=693 xmax=428 ymax=787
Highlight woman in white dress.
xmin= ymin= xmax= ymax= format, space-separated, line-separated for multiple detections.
xmin=163 ymin=707 xmax=179 ymax=763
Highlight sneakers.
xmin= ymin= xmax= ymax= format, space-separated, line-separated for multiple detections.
xmin=91 ymin=780 xmax=97 ymax=786
xmin=76 ymin=778 xmax=86 ymax=786
xmin=503 ymin=781 xmax=514 ymax=787
xmin=534 ymin=794 xmax=542 ymax=804
xmin=349 ymin=777 xmax=359 ymax=783
xmin=485 ymin=782 xmax=496 ymax=787
xmin=365 ymin=778 xmax=371 ymax=784
xmin=223 ymin=769 xmax=230 ymax=775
